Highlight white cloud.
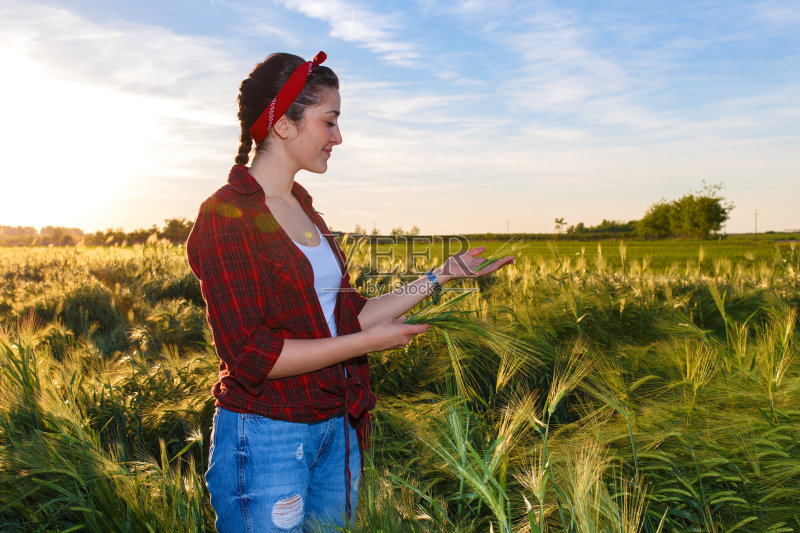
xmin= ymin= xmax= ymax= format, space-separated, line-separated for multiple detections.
xmin=277 ymin=0 xmax=419 ymax=65
xmin=502 ymin=8 xmax=632 ymax=113
xmin=1 ymin=2 xmax=245 ymax=109
xmin=752 ymin=0 xmax=800 ymax=27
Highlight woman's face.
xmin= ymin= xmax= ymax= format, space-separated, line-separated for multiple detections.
xmin=285 ymin=87 xmax=342 ymax=174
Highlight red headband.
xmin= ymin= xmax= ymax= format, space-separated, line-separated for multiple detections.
xmin=248 ymin=51 xmax=327 ymax=145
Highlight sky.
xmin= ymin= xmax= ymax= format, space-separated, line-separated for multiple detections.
xmin=1 ymin=0 xmax=798 ymax=234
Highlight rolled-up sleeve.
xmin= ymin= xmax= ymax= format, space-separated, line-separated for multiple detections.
xmin=187 ymin=198 xmax=285 ymax=395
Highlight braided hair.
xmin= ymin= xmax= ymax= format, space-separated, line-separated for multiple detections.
xmin=235 ymin=53 xmax=339 ymax=166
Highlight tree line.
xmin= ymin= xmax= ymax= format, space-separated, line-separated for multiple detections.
xmin=557 ymin=183 xmax=734 ymax=239
xmin=0 ymin=219 xmax=194 ymax=247
xmin=1 ymin=185 xmax=735 ymax=246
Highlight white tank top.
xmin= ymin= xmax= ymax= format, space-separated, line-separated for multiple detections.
xmin=292 ymin=224 xmax=343 ymax=337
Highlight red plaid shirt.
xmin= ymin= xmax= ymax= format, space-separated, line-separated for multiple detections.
xmin=186 ymin=165 xmax=375 ymax=451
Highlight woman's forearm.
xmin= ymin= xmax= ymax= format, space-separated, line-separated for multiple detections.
xmin=267 ymin=331 xmax=374 ymax=378
xmin=357 ymin=266 xmax=452 ymax=330
xmin=267 ymin=317 xmax=429 ymax=378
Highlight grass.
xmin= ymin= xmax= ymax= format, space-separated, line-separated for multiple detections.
xmin=1 ymin=239 xmax=799 ymax=531
xmin=367 ymin=237 xmax=796 ymax=272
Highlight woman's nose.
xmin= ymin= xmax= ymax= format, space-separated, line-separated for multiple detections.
xmin=331 ymin=125 xmax=342 ymax=145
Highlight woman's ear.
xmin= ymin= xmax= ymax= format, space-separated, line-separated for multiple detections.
xmin=272 ymin=115 xmax=292 ymax=140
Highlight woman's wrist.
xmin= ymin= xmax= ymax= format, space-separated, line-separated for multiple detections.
xmin=433 ymin=266 xmax=456 ymax=284
xmin=355 ymin=325 xmax=377 ymax=350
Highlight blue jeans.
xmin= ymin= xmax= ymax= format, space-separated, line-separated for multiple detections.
xmin=206 ymin=407 xmax=360 ymax=532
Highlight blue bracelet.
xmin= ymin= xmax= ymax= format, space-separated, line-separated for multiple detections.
xmin=426 ymin=269 xmax=443 ymax=299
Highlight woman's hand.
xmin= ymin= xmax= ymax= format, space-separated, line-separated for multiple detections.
xmin=363 ymin=317 xmax=430 ymax=351
xmin=437 ymin=246 xmax=515 ymax=283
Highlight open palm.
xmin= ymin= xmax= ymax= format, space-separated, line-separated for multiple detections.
xmin=439 ymin=246 xmax=515 ymax=282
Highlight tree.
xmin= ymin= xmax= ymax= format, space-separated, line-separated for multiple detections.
xmin=160 ymin=218 xmax=193 ymax=244
xmin=637 ymin=201 xmax=672 ymax=238
xmin=390 ymin=227 xmax=404 ymax=236
xmin=554 ymin=217 xmax=567 ymax=234
xmin=409 ymin=225 xmax=420 ymax=235
xmin=353 ymin=224 xmax=366 ymax=235
xmin=0 ymin=226 xmax=36 ymax=246
xmin=637 ymin=183 xmax=733 ymax=239
xmin=566 ymin=222 xmax=586 ymax=234
xmin=667 ymin=194 xmax=730 ymax=238
xmin=566 ymin=220 xmax=637 ymax=235
xmin=38 ymin=226 xmax=83 ymax=246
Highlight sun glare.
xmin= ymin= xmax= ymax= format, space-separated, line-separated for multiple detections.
xmin=0 ymin=49 xmax=175 ymax=231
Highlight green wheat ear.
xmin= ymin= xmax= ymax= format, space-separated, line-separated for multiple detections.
xmin=474 ymin=238 xmax=524 ymax=271
xmin=407 ymin=238 xmax=524 ymax=326
xmin=404 ymin=289 xmax=475 ymax=325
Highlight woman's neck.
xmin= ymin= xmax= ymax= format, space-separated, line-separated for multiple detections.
xmin=248 ymin=149 xmax=297 ymax=200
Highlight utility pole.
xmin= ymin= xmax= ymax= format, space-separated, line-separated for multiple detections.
xmin=754 ymin=209 xmax=758 ymax=237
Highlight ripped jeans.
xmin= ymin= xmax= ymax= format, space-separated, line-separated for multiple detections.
xmin=205 ymin=407 xmax=360 ymax=533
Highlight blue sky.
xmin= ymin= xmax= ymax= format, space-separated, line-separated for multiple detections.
xmin=1 ymin=0 xmax=798 ymax=234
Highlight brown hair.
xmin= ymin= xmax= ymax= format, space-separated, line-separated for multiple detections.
xmin=235 ymin=53 xmax=339 ymax=165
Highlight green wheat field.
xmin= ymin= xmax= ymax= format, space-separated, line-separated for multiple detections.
xmin=1 ymin=238 xmax=798 ymax=532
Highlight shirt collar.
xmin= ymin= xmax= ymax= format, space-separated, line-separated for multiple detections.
xmin=228 ymin=165 xmax=314 ymax=208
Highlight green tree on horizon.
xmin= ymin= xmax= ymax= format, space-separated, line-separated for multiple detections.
xmin=638 ymin=182 xmax=733 ymax=239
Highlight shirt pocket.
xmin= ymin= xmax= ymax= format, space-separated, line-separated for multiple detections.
xmin=258 ymin=245 xmax=300 ymax=288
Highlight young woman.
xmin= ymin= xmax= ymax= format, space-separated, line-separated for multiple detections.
xmin=186 ymin=51 xmax=514 ymax=532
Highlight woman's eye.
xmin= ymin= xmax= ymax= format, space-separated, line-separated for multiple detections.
xmin=326 ymin=121 xmax=335 ymax=127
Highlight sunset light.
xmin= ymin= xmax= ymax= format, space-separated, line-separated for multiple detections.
xmin=2 ymin=0 xmax=798 ymax=233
